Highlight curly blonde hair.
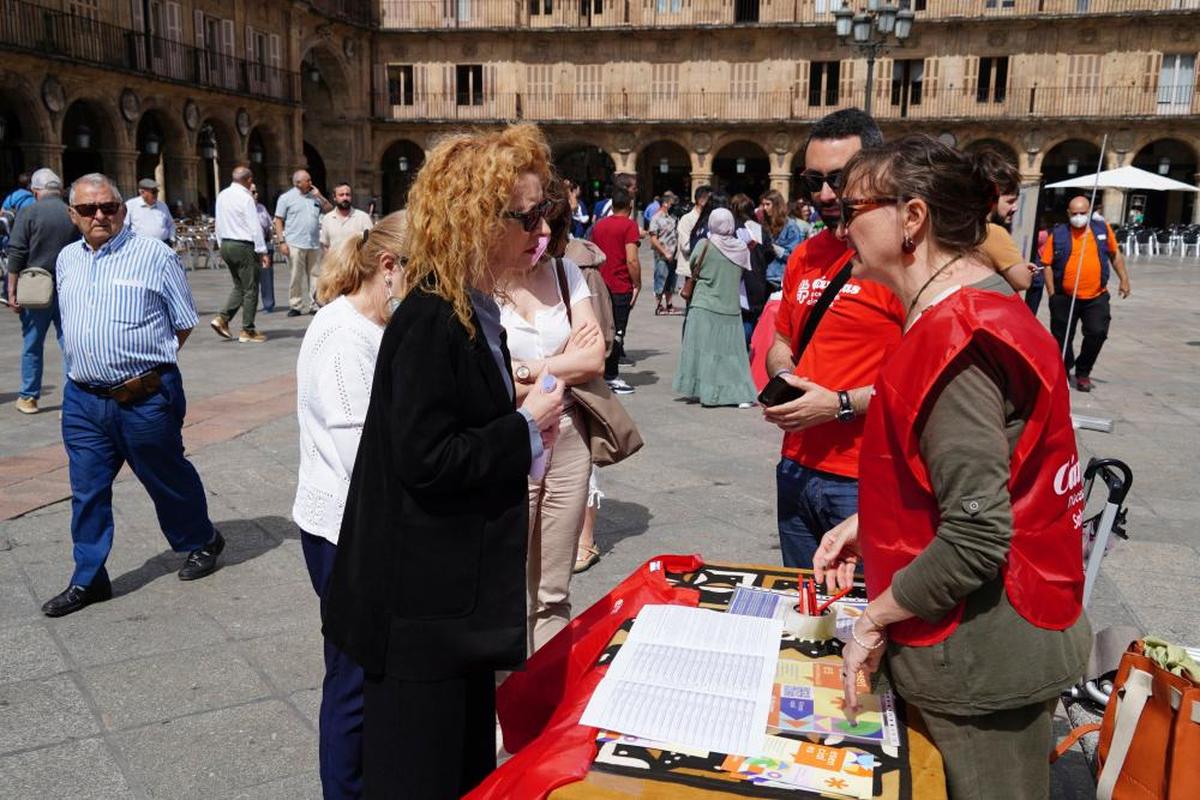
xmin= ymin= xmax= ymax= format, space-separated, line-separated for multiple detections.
xmin=401 ymin=124 xmax=552 ymax=336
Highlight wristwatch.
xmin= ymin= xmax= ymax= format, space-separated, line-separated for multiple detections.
xmin=515 ymin=365 xmax=533 ymax=384
xmin=835 ymin=390 xmax=855 ymax=423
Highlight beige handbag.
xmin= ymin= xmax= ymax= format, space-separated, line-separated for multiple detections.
xmin=554 ymin=259 xmax=644 ymax=467
xmin=15 ymin=267 xmax=55 ymax=310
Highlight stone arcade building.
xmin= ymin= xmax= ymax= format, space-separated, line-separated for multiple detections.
xmin=2 ymin=1 xmax=1198 ymax=226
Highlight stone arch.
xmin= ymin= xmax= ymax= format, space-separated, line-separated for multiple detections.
xmin=60 ymin=98 xmax=122 ymax=185
xmin=194 ymin=116 xmax=238 ymax=213
xmin=380 ymin=138 xmax=425 ymax=213
xmin=1037 ymin=138 xmax=1102 ymax=221
xmin=963 ymin=137 xmax=1020 ymax=167
xmin=133 ymin=108 xmax=188 ymax=206
xmin=1130 ymin=138 xmax=1199 ymax=227
xmin=0 ymin=77 xmax=49 ymax=192
xmin=635 ymin=139 xmax=691 ymax=207
xmin=552 ymin=141 xmax=616 ymax=209
xmin=712 ymin=139 xmax=770 ymax=200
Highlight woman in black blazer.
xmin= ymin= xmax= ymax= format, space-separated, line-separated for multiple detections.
xmin=324 ymin=124 xmax=564 ymax=800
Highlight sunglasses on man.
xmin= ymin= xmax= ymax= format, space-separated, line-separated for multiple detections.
xmin=796 ymin=169 xmax=844 ymax=197
xmin=504 ymin=199 xmax=554 ymax=232
xmin=72 ymin=202 xmax=123 ymax=218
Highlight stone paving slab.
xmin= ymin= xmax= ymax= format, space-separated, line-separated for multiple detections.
xmin=0 ymin=252 xmax=1197 ymax=797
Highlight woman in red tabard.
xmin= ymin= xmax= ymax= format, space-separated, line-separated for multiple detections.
xmin=813 ymin=136 xmax=1091 ymax=800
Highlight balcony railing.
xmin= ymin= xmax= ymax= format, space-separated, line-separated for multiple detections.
xmin=311 ymin=0 xmax=375 ymax=26
xmin=377 ymin=0 xmax=1193 ymax=30
xmin=0 ymin=0 xmax=300 ymax=103
xmin=374 ymin=84 xmax=1200 ymax=123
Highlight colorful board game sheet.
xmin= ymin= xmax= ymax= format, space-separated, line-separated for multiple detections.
xmin=770 ymin=659 xmax=901 ymax=748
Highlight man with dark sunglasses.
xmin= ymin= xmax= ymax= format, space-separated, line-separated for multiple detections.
xmin=41 ymin=173 xmax=222 ymax=617
xmin=762 ymin=108 xmax=905 ymax=569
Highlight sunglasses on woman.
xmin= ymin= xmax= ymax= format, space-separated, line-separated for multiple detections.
xmin=72 ymin=202 xmax=123 ymax=218
xmin=503 ymin=199 xmax=554 ymax=232
xmin=838 ymin=196 xmax=898 ymax=228
xmin=797 ymin=169 xmax=843 ymax=196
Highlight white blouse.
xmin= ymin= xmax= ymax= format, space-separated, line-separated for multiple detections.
xmin=292 ymin=295 xmax=384 ymax=544
xmin=499 ymin=257 xmax=591 ymax=364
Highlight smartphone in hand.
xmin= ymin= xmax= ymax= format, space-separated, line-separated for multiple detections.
xmin=757 ymin=374 xmax=804 ymax=407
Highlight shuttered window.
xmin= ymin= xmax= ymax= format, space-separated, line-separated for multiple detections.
xmin=809 ymin=61 xmax=841 ymax=106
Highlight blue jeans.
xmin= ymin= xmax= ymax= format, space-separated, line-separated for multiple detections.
xmin=20 ymin=300 xmax=63 ymax=399
xmin=62 ymin=367 xmax=214 ymax=586
xmin=1025 ymin=270 xmax=1044 ymax=318
xmin=301 ymin=531 xmax=364 ymax=800
xmin=653 ymin=254 xmax=677 ymax=298
xmin=776 ymin=457 xmax=859 ymax=569
xmin=260 ymin=261 xmax=276 ymax=312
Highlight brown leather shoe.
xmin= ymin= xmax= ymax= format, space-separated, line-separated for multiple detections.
xmin=210 ymin=316 xmax=232 ymax=340
xmin=238 ymin=329 xmax=267 ymax=343
xmin=15 ymin=396 xmax=38 ymax=414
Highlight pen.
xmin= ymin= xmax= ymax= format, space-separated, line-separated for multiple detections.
xmin=815 ymin=586 xmax=853 ymax=616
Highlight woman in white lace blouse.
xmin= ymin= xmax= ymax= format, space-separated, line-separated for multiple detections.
xmin=292 ymin=210 xmax=407 ymax=799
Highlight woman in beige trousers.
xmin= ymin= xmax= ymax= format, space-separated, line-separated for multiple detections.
xmin=498 ymin=180 xmax=605 ymax=652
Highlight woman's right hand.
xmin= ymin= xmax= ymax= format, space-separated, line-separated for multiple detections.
xmin=564 ymin=319 xmax=602 ymax=354
xmin=813 ymin=513 xmax=861 ymax=593
xmin=519 ymin=368 xmax=565 ymax=430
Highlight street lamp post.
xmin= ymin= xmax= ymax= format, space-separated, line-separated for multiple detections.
xmin=832 ymin=1 xmax=915 ymax=117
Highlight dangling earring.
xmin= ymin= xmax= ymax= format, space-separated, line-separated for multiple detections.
xmin=384 ymin=275 xmax=393 ymax=291
xmin=901 ymin=233 xmax=916 ymax=254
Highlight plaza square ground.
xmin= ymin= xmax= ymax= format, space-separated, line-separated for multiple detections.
xmin=1 ymin=247 xmax=1197 ymax=799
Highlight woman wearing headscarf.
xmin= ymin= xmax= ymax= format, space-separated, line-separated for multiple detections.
xmin=672 ymin=208 xmax=758 ymax=408
xmin=323 ymin=124 xmax=565 ymax=799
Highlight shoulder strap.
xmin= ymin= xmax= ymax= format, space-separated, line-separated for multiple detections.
xmin=791 ymin=258 xmax=854 ymax=366
xmin=554 ymin=257 xmax=573 ymax=327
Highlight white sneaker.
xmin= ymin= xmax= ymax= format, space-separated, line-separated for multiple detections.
xmin=606 ymin=378 xmax=635 ymax=395
xmin=737 ymin=402 xmax=754 ymax=409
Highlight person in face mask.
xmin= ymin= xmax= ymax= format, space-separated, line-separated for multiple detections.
xmin=1040 ymin=194 xmax=1131 ymax=392
xmin=292 ymin=210 xmax=407 ymax=799
xmin=495 ymin=179 xmax=605 ymax=653
xmin=319 ymin=182 xmax=374 ymax=260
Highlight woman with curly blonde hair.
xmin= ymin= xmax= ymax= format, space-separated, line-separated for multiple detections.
xmin=324 ymin=124 xmax=566 ymax=799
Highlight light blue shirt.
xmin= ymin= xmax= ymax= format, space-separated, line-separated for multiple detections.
xmin=56 ymin=226 xmax=199 ymax=386
xmin=274 ymin=187 xmax=323 ymax=249
xmin=123 ymin=197 xmax=175 ymax=243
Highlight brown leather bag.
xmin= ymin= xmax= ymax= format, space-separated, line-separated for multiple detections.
xmin=678 ymin=241 xmax=710 ymax=304
xmin=1054 ymin=639 xmax=1200 ymax=799
xmin=554 ymin=259 xmax=643 ymax=466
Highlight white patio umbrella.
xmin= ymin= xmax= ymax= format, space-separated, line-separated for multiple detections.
xmin=1045 ymin=165 xmax=1198 ymax=192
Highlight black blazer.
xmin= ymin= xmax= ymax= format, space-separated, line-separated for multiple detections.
xmin=323 ymin=286 xmax=533 ymax=680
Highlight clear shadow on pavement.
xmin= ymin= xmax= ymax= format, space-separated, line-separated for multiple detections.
xmin=111 ymin=514 xmax=296 ymax=596
xmin=593 ymin=498 xmax=651 ymax=556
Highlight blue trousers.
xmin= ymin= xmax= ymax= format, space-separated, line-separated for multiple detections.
xmin=260 ymin=261 xmax=276 ymax=312
xmin=62 ymin=367 xmax=213 ymax=586
xmin=20 ymin=300 xmax=63 ymax=399
xmin=301 ymin=531 xmax=364 ymax=800
xmin=776 ymin=457 xmax=859 ymax=569
xmin=1024 ymin=270 xmax=1045 ymax=318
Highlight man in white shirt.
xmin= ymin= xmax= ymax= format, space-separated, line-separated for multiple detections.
xmin=675 ymin=184 xmax=710 ymax=280
xmin=212 ymin=166 xmax=270 ymax=343
xmin=319 ymin=183 xmax=373 ymax=255
xmin=123 ymin=178 xmax=175 ymax=245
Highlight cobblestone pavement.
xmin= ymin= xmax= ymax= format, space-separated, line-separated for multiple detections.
xmin=1 ymin=250 xmax=1196 ymax=798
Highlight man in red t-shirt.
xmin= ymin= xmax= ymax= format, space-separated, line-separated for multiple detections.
xmin=590 ymin=186 xmax=641 ymax=394
xmin=762 ymin=109 xmax=904 ymax=569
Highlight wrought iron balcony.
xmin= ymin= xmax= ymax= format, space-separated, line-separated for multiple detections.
xmin=373 ymin=84 xmax=1199 ymax=123
xmin=0 ymin=0 xmax=300 ymax=104
xmin=377 ymin=0 xmax=1190 ymax=31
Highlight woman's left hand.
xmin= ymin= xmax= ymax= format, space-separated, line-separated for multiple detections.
xmin=841 ymin=616 xmax=887 ymax=725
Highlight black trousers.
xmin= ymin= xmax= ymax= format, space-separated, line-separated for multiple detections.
xmin=1048 ymin=292 xmax=1111 ymax=378
xmin=362 ymin=670 xmax=496 ymax=800
xmin=604 ymin=291 xmax=633 ymax=380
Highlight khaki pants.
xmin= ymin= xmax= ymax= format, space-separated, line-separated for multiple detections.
xmin=287 ymin=246 xmax=321 ymax=313
xmin=919 ymin=699 xmax=1056 ymax=800
xmin=526 ymin=407 xmax=592 ymax=654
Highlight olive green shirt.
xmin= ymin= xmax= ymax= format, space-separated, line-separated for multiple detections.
xmin=886 ymin=273 xmax=1091 ymax=716
xmin=688 ymin=241 xmax=745 ymax=317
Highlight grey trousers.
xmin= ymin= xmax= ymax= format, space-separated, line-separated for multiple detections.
xmin=919 ymin=699 xmax=1057 ymax=800
xmin=219 ymin=241 xmax=260 ymax=331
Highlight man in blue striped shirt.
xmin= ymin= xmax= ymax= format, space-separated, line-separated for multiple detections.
xmin=44 ymin=173 xmax=223 ymax=618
